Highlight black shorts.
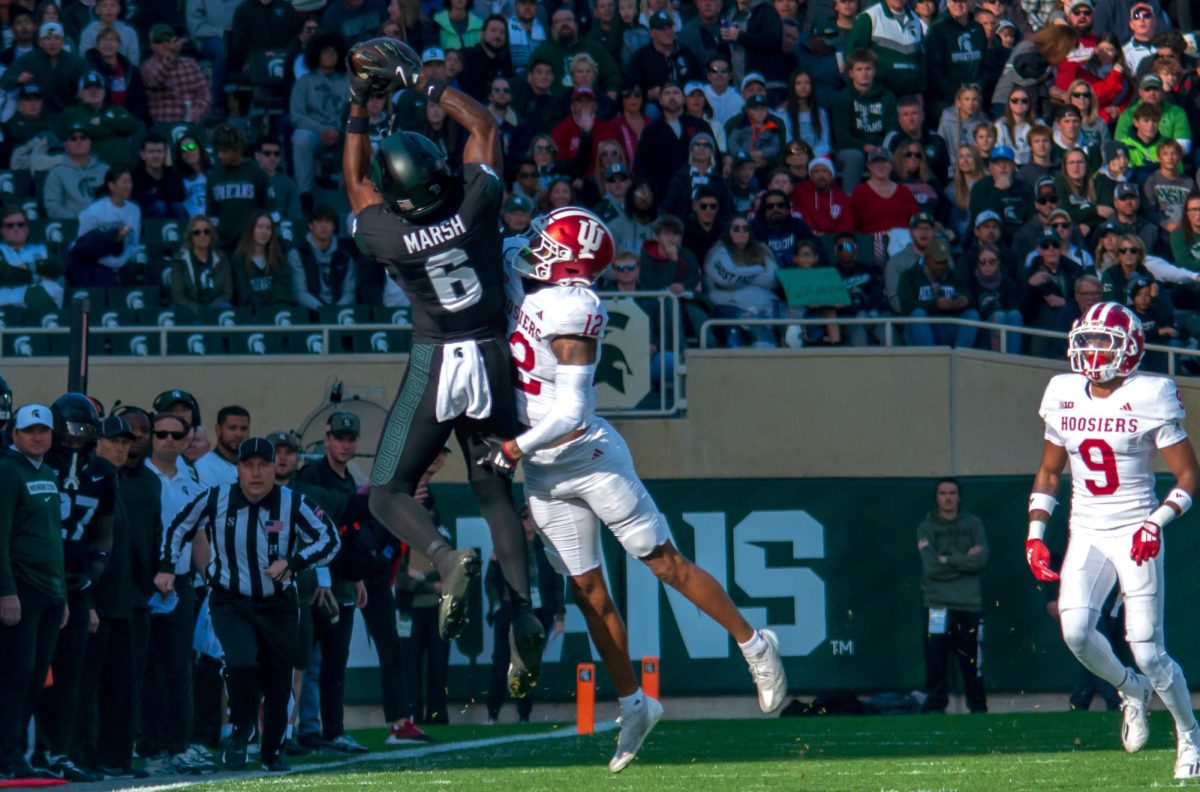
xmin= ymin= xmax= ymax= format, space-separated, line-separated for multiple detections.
xmin=371 ymin=336 xmax=518 ymax=491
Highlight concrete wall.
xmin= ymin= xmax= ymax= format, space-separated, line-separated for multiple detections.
xmin=5 ymin=348 xmax=1193 ymax=479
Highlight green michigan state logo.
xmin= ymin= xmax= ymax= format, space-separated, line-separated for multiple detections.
xmin=596 ymin=299 xmax=651 ymax=409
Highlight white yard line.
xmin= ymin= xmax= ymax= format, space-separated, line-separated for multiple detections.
xmin=107 ymin=722 xmax=619 ymax=792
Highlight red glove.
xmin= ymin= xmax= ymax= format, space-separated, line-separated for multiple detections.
xmin=1131 ymin=522 xmax=1161 ymax=565
xmin=1025 ymin=539 xmax=1059 ymax=581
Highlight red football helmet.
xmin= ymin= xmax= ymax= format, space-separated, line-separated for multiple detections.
xmin=512 ymin=206 xmax=615 ymax=286
xmin=1068 ymin=302 xmax=1145 ymax=383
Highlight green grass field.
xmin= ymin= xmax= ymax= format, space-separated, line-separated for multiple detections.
xmin=175 ymin=710 xmax=1200 ymax=792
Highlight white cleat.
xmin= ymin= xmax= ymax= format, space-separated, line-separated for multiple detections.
xmin=1119 ymin=671 xmax=1154 ymax=753
xmin=608 ymin=697 xmax=663 ymax=773
xmin=1176 ymin=725 xmax=1200 ymax=780
xmin=746 ymin=629 xmax=788 ymax=714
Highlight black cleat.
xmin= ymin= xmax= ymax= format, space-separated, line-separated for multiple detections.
xmin=261 ymin=756 xmax=290 ymax=773
xmin=437 ymin=548 xmax=481 ymax=641
xmin=507 ymin=605 xmax=546 ymax=698
xmin=222 ymin=729 xmax=249 ymax=771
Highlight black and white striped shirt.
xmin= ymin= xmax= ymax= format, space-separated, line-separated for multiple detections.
xmin=158 ymin=483 xmax=339 ymax=599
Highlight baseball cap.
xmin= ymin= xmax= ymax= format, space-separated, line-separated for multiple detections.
xmin=101 ymin=414 xmax=134 ymax=439
xmin=421 ymin=47 xmax=446 ymax=63
xmin=265 ymin=430 xmax=302 ymax=452
xmin=684 ymin=81 xmax=706 ymax=95
xmin=990 ymin=145 xmax=1016 ymax=162
xmin=1128 ymin=275 xmax=1154 ymax=299
xmin=734 ymin=150 xmax=754 ymax=166
xmin=1035 ymin=176 xmax=1058 ymax=195
xmin=149 ymin=23 xmax=176 ymax=44
xmin=996 ymin=18 xmax=1018 ymax=33
xmin=605 ymin=162 xmax=629 ymax=180
xmin=910 ymin=211 xmax=935 ymax=228
xmin=13 ymin=403 xmax=52 ymax=430
xmin=1047 ymin=208 xmax=1072 ymax=223
xmin=66 ymin=121 xmax=92 ymax=139
xmin=1039 ymin=227 xmax=1062 ymax=246
xmin=1140 ymin=73 xmax=1163 ymax=90
xmin=238 ymin=437 xmax=275 ymax=463
xmin=740 ymin=72 xmax=766 ymax=91
xmin=1130 ymin=1 xmax=1154 ymax=15
xmin=926 ymin=237 xmax=951 ymax=261
xmin=747 ymin=94 xmax=771 ymax=110
xmin=1068 ymin=0 xmax=1093 ymax=9
xmin=152 ymin=389 xmax=200 ymax=426
xmin=571 ymin=85 xmax=597 ymax=101
xmin=38 ymin=21 xmax=63 ymax=38
xmin=1115 ymin=182 xmax=1140 ymax=199
xmin=974 ymin=210 xmax=1002 ymax=228
xmin=815 ymin=18 xmax=839 ymax=42
xmin=19 ymin=83 xmax=41 ymax=99
xmin=648 ymin=10 xmax=674 ymax=29
xmin=80 ymin=70 xmax=104 ymax=90
xmin=1097 ymin=219 xmax=1121 ymax=235
xmin=326 ymin=411 xmax=360 ymax=437
xmin=504 ymin=194 xmax=533 ymax=213
xmin=867 ymin=146 xmax=890 ymax=163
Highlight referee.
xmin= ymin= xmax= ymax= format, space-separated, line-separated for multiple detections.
xmin=154 ymin=438 xmax=339 ymax=773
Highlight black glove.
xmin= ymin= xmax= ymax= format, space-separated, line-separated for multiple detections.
xmin=476 ymin=434 xmax=520 ymax=478
xmin=347 ymin=38 xmax=422 ymax=104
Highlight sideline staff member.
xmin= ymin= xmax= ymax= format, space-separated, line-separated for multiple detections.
xmin=0 ymin=405 xmax=64 ymax=781
xmin=155 ymin=438 xmax=339 ymax=773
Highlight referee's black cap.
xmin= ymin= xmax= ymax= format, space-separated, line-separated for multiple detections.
xmin=238 ymin=437 xmax=275 ymax=463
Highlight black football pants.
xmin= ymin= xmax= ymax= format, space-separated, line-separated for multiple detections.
xmin=141 ymin=576 xmax=194 ymax=757
xmin=37 ymin=588 xmax=91 ymax=758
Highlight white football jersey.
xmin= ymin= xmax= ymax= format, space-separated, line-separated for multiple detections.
xmin=1039 ymin=372 xmax=1188 ymax=532
xmin=502 ymin=244 xmax=606 ymax=427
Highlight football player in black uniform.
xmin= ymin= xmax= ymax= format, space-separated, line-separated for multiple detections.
xmin=35 ymin=393 xmax=115 ymax=782
xmin=343 ymin=39 xmax=545 ymax=694
xmin=0 ymin=374 xmax=12 ymax=445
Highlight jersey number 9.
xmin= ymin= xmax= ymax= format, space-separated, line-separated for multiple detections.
xmin=1079 ymin=438 xmax=1119 ymax=496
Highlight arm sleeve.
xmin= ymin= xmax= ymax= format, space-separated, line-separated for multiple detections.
xmin=1144 ymin=254 xmax=1197 ymax=285
xmin=158 ymin=489 xmax=210 ymax=573
xmin=287 ymin=494 xmax=341 ymax=572
xmin=514 ymin=364 xmax=596 ymax=454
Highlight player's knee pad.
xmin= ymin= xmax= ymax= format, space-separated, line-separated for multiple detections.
xmin=1123 ymin=596 xmax=1160 ymax=644
xmin=1059 ymin=608 xmax=1096 ymax=655
xmin=1130 ymin=641 xmax=1175 ymax=689
xmin=618 ymin=517 xmax=665 ymax=560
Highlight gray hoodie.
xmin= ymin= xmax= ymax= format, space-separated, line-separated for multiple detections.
xmin=186 ymin=0 xmax=243 ymax=39
xmin=703 ymin=241 xmax=778 ymax=314
xmin=44 ymin=156 xmax=109 ymax=220
xmin=290 ymin=71 xmax=350 ymax=134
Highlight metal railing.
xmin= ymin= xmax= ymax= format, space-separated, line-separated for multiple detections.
xmin=699 ymin=315 xmax=1199 ymax=377
xmin=0 ymin=291 xmax=687 ymax=416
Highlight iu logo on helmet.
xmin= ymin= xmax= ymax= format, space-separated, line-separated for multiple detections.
xmin=577 ymin=219 xmax=605 ymax=259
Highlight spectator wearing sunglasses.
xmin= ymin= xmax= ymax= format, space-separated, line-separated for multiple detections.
xmin=683 ymin=186 xmax=726 ymax=263
xmin=1012 ymin=176 xmax=1066 ymax=261
xmin=1020 ymin=226 xmax=1083 ymax=357
xmin=1103 ymin=181 xmax=1159 ymax=253
xmin=0 ymin=206 xmax=52 ymax=303
xmin=1097 ymin=0 xmax=1165 ymax=43
xmin=175 ymin=135 xmax=209 ymax=219
xmin=1100 ymin=233 xmax=1155 ymax=300
xmin=43 ymin=123 xmax=108 ymax=221
xmin=1114 ymin=65 xmax=1192 ymax=158
xmin=662 ymin=132 xmax=728 ymax=219
xmin=750 ymin=188 xmax=815 ymax=269
xmin=169 ymin=215 xmax=233 ymax=310
xmin=1120 ymin=2 xmax=1159 ymax=74
xmin=254 ymin=136 xmax=301 ymax=224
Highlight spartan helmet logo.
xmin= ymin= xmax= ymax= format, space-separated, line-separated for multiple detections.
xmin=199 ymin=269 xmax=215 ymax=291
xmin=101 ymin=311 xmax=119 ymax=328
xmin=187 ymin=333 xmax=206 ymax=355
xmin=157 ymin=310 xmax=176 ymax=327
xmin=130 ymin=335 xmax=149 ymax=356
xmin=45 ymin=222 xmax=63 ymax=243
xmin=306 ymin=334 xmax=323 ymax=354
xmin=125 ymin=290 xmax=145 ymax=310
xmin=371 ymin=331 xmax=389 ymax=352
xmin=171 ymin=125 xmax=188 ymax=143
xmin=163 ymin=222 xmax=181 ymax=244
xmin=269 ymin=56 xmax=285 ymax=79
xmin=279 ymin=220 xmax=293 ymax=242
xmin=0 ymin=172 xmax=13 ymax=193
xmin=0 ymin=310 xmax=6 ymax=328
xmin=337 ymin=309 xmax=355 ymax=326
xmin=248 ymin=333 xmax=266 ymax=354
xmin=14 ymin=335 xmax=32 ymax=356
xmin=274 ymin=311 xmax=292 ymax=327
xmin=576 ymin=219 xmax=605 ymax=259
xmin=390 ymin=309 xmax=409 ymax=326
xmin=21 ymin=201 xmax=38 ymax=220
xmin=134 ymin=248 xmax=148 ymax=265
xmin=218 ymin=310 xmax=236 ymax=327
xmin=41 ymin=313 xmax=60 ymax=328
xmin=958 ymin=32 xmax=975 ymax=53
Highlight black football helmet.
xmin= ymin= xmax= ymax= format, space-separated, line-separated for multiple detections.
xmin=153 ymin=388 xmax=202 ymax=428
xmin=51 ymin=392 xmax=100 ymax=452
xmin=0 ymin=374 xmax=11 ymax=428
xmin=371 ymin=131 xmax=457 ymax=222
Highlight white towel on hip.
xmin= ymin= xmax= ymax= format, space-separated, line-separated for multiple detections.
xmin=435 ymin=340 xmax=493 ymax=422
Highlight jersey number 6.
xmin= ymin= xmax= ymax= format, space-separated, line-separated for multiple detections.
xmin=1079 ymin=438 xmax=1119 ymax=496
xmin=425 ymin=248 xmax=482 ymax=312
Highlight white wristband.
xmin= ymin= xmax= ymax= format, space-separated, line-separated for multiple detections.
xmin=1028 ymin=520 xmax=1047 ymax=541
xmin=1028 ymin=492 xmax=1057 ymax=517
xmin=1147 ymin=489 xmax=1193 ymax=529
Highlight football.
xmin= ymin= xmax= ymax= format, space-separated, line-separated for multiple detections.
xmin=347 ymin=37 xmax=422 ymax=90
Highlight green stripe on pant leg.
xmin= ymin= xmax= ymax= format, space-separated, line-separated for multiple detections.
xmin=371 ymin=343 xmax=434 ymax=487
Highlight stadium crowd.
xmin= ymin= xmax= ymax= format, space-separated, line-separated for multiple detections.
xmin=0 ymin=383 xmax=567 ymax=781
xmin=0 ymin=0 xmax=1193 ymax=358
